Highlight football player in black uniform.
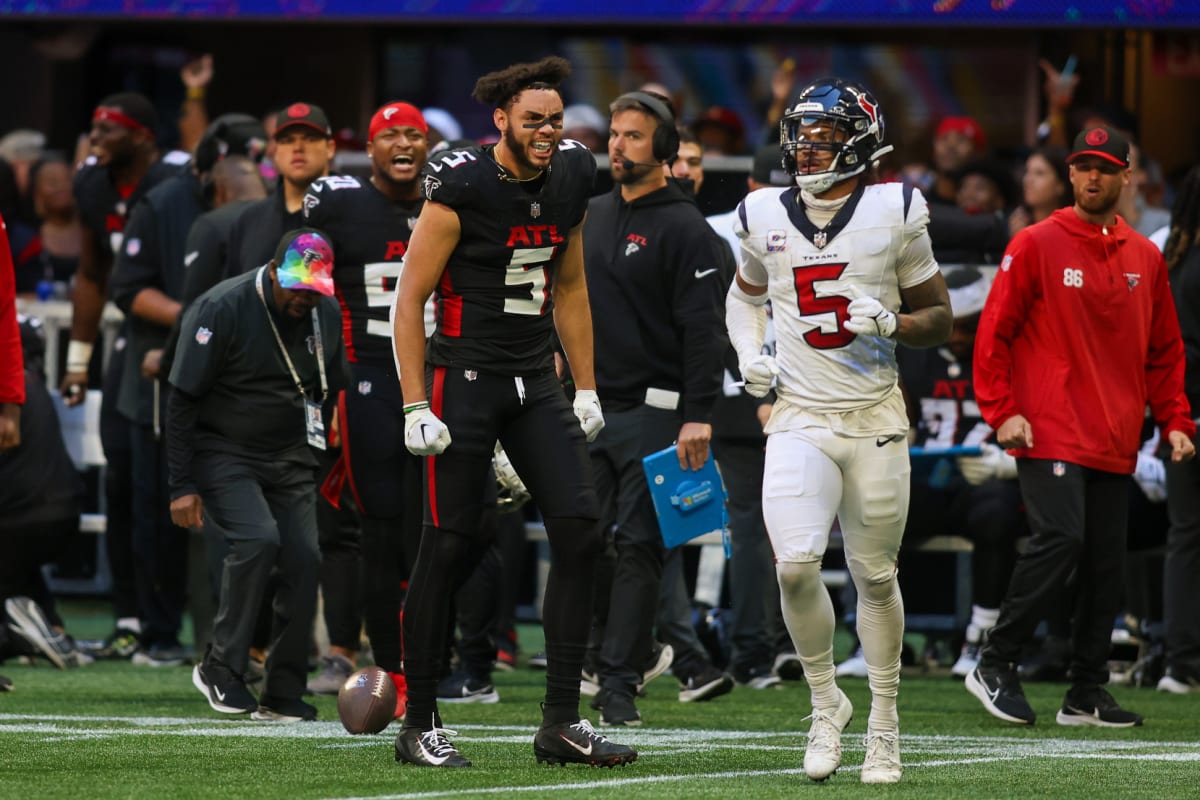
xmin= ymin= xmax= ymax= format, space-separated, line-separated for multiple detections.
xmin=301 ymin=102 xmax=429 ymax=709
xmin=63 ymin=92 xmax=188 ymax=660
xmin=391 ymin=56 xmax=635 ymax=768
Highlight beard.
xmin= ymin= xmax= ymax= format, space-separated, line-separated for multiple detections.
xmin=503 ymin=126 xmax=544 ymax=175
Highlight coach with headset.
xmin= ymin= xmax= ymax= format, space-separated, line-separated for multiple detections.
xmin=581 ymin=91 xmax=729 ymax=727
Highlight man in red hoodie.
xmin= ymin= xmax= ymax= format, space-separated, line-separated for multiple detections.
xmin=966 ymin=125 xmax=1195 ymax=728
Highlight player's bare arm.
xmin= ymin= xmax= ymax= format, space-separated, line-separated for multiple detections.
xmin=896 ymin=271 xmax=952 ymax=347
xmin=393 ymin=199 xmax=459 ymax=405
xmin=551 ymin=216 xmax=596 ymax=391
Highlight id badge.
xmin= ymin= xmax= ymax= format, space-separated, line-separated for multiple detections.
xmin=305 ymin=399 xmax=326 ymax=450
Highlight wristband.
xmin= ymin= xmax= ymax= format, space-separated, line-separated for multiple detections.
xmin=186 ymin=86 xmax=206 ymax=101
xmin=403 ymin=401 xmax=430 ymax=414
xmin=66 ymin=340 xmax=94 ymax=373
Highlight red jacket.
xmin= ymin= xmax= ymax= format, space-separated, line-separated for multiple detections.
xmin=0 ymin=213 xmax=24 ymax=405
xmin=974 ymin=207 xmax=1194 ymax=474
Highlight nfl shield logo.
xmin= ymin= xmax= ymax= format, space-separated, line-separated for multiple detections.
xmin=464 ymin=370 xmax=478 ymax=382
xmin=530 ymin=202 xmax=541 ymax=218
xmin=1053 ymin=461 xmax=1066 ymax=477
xmin=358 ymin=381 xmax=372 ymax=396
xmin=814 ymin=230 xmax=828 ymax=249
xmin=195 ymin=326 xmax=212 ymax=345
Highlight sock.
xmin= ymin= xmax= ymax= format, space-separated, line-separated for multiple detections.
xmin=854 ymin=569 xmax=903 ymax=732
xmin=776 ymin=561 xmax=840 ymax=710
xmin=969 ymin=606 xmax=1000 ymax=641
xmin=116 ymin=617 xmax=141 ymax=634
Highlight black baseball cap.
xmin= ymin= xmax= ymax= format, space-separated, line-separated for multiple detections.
xmin=275 ymin=102 xmax=333 ymax=139
xmin=1066 ymin=125 xmax=1130 ymax=169
xmin=750 ymin=144 xmax=791 ymax=187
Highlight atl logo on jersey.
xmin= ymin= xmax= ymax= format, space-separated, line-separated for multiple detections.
xmin=506 ymin=225 xmax=563 ymax=248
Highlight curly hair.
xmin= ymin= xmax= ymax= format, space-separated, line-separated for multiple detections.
xmin=1164 ymin=164 xmax=1200 ymax=271
xmin=472 ymin=56 xmax=572 ymax=110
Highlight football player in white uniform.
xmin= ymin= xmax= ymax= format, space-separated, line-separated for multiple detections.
xmin=725 ymin=78 xmax=951 ymax=785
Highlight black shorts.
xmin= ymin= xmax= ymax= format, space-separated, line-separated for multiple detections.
xmin=426 ymin=365 xmax=599 ymax=534
xmin=341 ymin=363 xmax=422 ymax=519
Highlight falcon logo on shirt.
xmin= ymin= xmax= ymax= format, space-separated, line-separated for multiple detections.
xmin=1124 ymin=272 xmax=1141 ymax=291
xmin=195 ymin=327 xmax=213 ymax=345
xmin=625 ymin=232 xmax=647 ymax=257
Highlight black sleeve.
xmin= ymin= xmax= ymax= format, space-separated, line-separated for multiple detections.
xmin=181 ymin=215 xmax=229 ymax=305
xmin=108 ymin=203 xmax=162 ymax=315
xmin=166 ymin=385 xmax=201 ymax=500
xmin=672 ymin=220 xmax=729 ymax=424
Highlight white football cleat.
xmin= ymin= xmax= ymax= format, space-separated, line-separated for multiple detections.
xmin=803 ymin=689 xmax=853 ymax=781
xmin=861 ymin=727 xmax=902 ymax=784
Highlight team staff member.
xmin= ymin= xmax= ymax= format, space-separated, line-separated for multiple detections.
xmin=391 ymin=56 xmax=635 ymax=768
xmin=583 ymin=93 xmax=730 ymax=727
xmin=62 ymin=93 xmax=189 ymax=662
xmin=223 ymin=103 xmax=335 ymax=279
xmin=301 ymin=102 xmax=430 ymax=704
xmin=967 ymin=126 xmax=1195 ymax=728
xmin=170 ymin=229 xmax=345 ymax=722
xmin=0 ymin=215 xmax=21 ymax=451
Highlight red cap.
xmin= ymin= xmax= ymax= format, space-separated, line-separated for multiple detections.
xmin=935 ymin=116 xmax=986 ymax=151
xmin=368 ymin=102 xmax=427 ymax=143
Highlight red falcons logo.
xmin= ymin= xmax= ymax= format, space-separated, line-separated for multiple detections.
xmin=857 ymin=94 xmax=879 ymax=125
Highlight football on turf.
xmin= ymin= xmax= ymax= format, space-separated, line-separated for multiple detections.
xmin=337 ymin=666 xmax=397 ymax=735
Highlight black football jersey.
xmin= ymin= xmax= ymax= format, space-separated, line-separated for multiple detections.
xmin=899 ymin=346 xmax=992 ymax=449
xmin=421 ymin=140 xmax=596 ymax=375
xmin=303 ymin=175 xmax=423 ymax=370
xmin=73 ymin=153 xmax=190 ymax=258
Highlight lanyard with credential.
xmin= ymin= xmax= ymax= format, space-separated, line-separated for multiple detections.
xmin=255 ymin=265 xmax=329 ymax=449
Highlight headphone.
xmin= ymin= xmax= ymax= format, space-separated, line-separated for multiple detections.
xmin=194 ymin=113 xmax=265 ymax=176
xmin=617 ymin=91 xmax=680 ymax=164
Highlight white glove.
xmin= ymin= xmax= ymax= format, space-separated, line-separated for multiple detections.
xmin=403 ymin=402 xmax=451 ymax=455
xmin=573 ymin=389 xmax=605 ymax=442
xmin=843 ymin=296 xmax=898 ymax=338
xmin=740 ymin=354 xmax=778 ymax=398
xmin=957 ymin=443 xmax=1018 ymax=486
xmin=1133 ymin=451 xmax=1167 ymax=503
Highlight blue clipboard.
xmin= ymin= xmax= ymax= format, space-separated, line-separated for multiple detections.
xmin=642 ymin=445 xmax=730 ymax=557
xmin=909 ymin=444 xmax=983 ymax=486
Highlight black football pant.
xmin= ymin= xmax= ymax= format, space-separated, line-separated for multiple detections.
xmin=130 ymin=424 xmax=188 ymax=650
xmin=981 ymin=459 xmax=1127 ymax=687
xmin=1164 ymin=457 xmax=1200 ymax=672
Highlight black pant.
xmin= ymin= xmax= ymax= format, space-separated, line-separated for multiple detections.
xmin=0 ymin=519 xmax=75 ymax=628
xmin=198 ymin=452 xmax=319 ymax=701
xmin=981 ymin=459 xmax=1128 ymax=687
xmin=588 ymin=405 xmax=679 ymax=693
xmin=315 ymin=446 xmax=363 ymax=654
xmin=1164 ymin=457 xmax=1200 ymax=670
xmin=130 ymin=423 xmax=188 ymax=649
xmin=99 ymin=352 xmax=138 ymax=624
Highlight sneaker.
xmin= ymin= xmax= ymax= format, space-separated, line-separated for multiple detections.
xmin=437 ymin=671 xmax=499 ymax=704
xmin=733 ymin=664 xmax=783 ymax=690
xmin=773 ymin=651 xmax=804 ymax=681
xmin=394 ymin=725 xmax=472 ymax=767
xmin=1157 ymin=664 xmax=1200 ymax=694
xmin=82 ymin=627 xmax=141 ymax=660
xmin=966 ymin=664 xmax=1036 ymax=724
xmin=0 ymin=674 xmax=11 ymax=692
xmin=495 ymin=629 xmax=518 ymax=672
xmin=192 ymin=650 xmax=257 ymax=714
xmin=803 ymin=688 xmax=853 ymax=781
xmin=252 ymin=696 xmax=318 ymax=722
xmin=528 ymin=651 xmax=548 ymax=670
xmin=835 ymin=646 xmax=868 ymax=679
xmin=131 ymin=644 xmax=189 ymax=667
xmin=62 ymin=640 xmax=94 ymax=668
xmin=951 ymin=635 xmax=985 ymax=679
xmin=597 ymin=690 xmax=642 ymax=727
xmin=861 ymin=727 xmax=902 ymax=784
xmin=678 ymin=664 xmax=734 ymax=702
xmin=637 ymin=642 xmax=674 ymax=692
xmin=307 ymin=653 xmax=354 ymax=695
xmin=581 ymin=667 xmax=601 ymax=698
xmin=4 ymin=597 xmax=75 ymax=669
xmin=1056 ymin=685 xmax=1143 ymax=727
xmin=534 ymin=718 xmax=638 ymax=767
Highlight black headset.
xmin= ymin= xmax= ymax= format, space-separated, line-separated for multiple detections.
xmin=617 ymin=91 xmax=681 ymax=164
xmin=194 ymin=113 xmax=265 ymax=176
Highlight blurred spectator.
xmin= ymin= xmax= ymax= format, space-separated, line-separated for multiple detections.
xmin=955 ymin=158 xmax=1016 ymax=216
xmin=764 ymin=58 xmax=796 ymax=143
xmin=0 ymin=159 xmax=36 ymax=272
xmin=667 ymin=127 xmax=704 ymax=188
xmin=0 ymin=129 xmax=47 ymax=216
xmin=930 ymin=116 xmax=986 ymax=206
xmin=562 ymin=103 xmax=607 ymax=153
xmin=692 ymin=106 xmax=746 ymax=155
xmin=1120 ymin=142 xmax=1171 ymax=238
xmin=13 ymin=155 xmax=82 ymax=298
xmin=1158 ymin=164 xmax=1200 ymax=694
xmin=421 ymin=107 xmax=463 ymax=148
xmin=178 ymin=54 xmax=214 ymax=155
xmin=1008 ymin=146 xmax=1071 ymax=237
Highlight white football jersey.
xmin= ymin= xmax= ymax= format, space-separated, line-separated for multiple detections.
xmin=734 ymin=182 xmax=938 ymax=422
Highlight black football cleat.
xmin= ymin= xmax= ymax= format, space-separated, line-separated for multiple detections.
xmin=395 ymin=725 xmax=472 ymax=767
xmin=534 ymin=718 xmax=638 ymax=767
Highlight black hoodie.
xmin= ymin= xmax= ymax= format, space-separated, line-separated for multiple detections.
xmin=583 ymin=180 xmax=726 ymax=423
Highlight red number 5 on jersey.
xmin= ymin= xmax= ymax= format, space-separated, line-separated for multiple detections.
xmin=793 ymin=263 xmax=855 ymax=350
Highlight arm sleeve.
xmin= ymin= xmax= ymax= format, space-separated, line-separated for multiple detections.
xmin=1145 ymin=256 xmax=1197 ymax=439
xmin=973 ymin=231 xmax=1037 ymax=430
xmin=0 ymin=215 xmax=24 ymax=404
xmin=673 ymin=224 xmax=729 ymax=423
xmin=108 ymin=204 xmax=162 ymax=315
xmin=166 ymin=385 xmax=201 ymax=500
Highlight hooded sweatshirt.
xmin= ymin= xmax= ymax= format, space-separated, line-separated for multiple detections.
xmin=974 ymin=206 xmax=1194 ymax=474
